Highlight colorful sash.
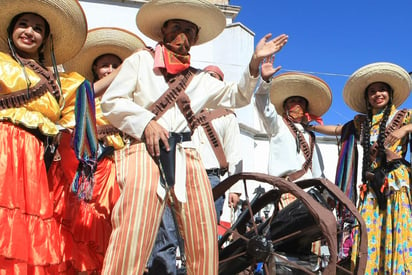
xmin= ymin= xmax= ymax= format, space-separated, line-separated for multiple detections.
xmin=335 ymin=120 xmax=358 ymax=206
xmin=71 ymin=79 xmax=98 ymax=200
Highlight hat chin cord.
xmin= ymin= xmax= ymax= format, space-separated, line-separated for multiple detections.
xmin=49 ymin=34 xmax=65 ymax=111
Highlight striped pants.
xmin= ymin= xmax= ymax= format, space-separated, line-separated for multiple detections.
xmin=102 ymin=142 xmax=218 ymax=274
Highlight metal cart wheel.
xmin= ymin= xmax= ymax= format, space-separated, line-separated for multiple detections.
xmin=213 ymin=173 xmax=367 ymax=275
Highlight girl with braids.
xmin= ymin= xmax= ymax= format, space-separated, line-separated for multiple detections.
xmin=0 ymin=0 xmax=89 ymax=273
xmin=310 ymin=62 xmax=412 ymax=274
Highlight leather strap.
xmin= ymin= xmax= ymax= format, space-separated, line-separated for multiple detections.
xmin=369 ymin=108 xmax=408 ymax=162
xmin=197 ymin=108 xmax=235 ymax=171
xmin=0 ymin=58 xmax=61 ymax=110
xmin=283 ymin=117 xmax=315 ymax=181
xmin=149 ymin=68 xmax=195 ymax=120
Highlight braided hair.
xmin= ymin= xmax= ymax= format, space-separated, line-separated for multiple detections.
xmin=360 ymin=82 xmax=393 ymax=185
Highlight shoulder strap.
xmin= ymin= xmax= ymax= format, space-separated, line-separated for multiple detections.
xmin=385 ymin=108 xmax=407 ymax=135
xmin=283 ymin=117 xmax=315 ymax=181
xmin=197 ymin=109 xmax=235 ymax=170
xmin=370 ymin=108 xmax=408 ymax=162
xmin=145 ymin=47 xmax=200 ymax=132
xmin=149 ymin=68 xmax=196 ymax=119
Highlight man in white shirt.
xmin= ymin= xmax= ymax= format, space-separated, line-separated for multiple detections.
xmin=146 ymin=66 xmax=244 ymax=274
xmin=254 ymin=57 xmax=332 ymax=205
xmin=100 ymin=0 xmax=288 ymax=273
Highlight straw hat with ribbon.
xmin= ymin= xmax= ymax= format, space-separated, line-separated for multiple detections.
xmin=343 ymin=62 xmax=412 ymax=114
xmin=0 ymin=0 xmax=87 ymax=66
xmin=270 ymin=72 xmax=332 ymax=118
xmin=136 ymin=0 xmax=226 ymax=45
xmin=64 ymin=27 xmax=146 ymax=82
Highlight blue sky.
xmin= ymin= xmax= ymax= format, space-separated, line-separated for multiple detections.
xmin=230 ymin=0 xmax=411 ymax=126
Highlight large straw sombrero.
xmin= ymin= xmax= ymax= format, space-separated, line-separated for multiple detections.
xmin=270 ymin=72 xmax=332 ymax=117
xmin=0 ymin=0 xmax=87 ymax=66
xmin=136 ymin=0 xmax=226 ymax=45
xmin=64 ymin=27 xmax=146 ymax=82
xmin=343 ymin=62 xmax=412 ymax=114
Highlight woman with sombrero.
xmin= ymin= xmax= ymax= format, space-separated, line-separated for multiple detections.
xmin=0 ymin=0 xmax=88 ymax=273
xmin=48 ymin=27 xmax=146 ymax=273
xmin=311 ymin=62 xmax=412 ymax=273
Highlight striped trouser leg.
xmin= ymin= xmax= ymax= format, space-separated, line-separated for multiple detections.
xmin=172 ymin=148 xmax=218 ymax=275
xmin=102 ymin=143 xmax=165 ymax=274
xmin=102 ymin=144 xmax=218 ymax=275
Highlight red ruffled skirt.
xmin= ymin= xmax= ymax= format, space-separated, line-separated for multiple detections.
xmin=49 ymin=131 xmax=120 ymax=274
xmin=0 ymin=122 xmax=61 ymax=274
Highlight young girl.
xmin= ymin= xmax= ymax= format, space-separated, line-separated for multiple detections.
xmin=311 ymin=62 xmax=412 ymax=274
xmin=0 ymin=0 xmax=87 ymax=273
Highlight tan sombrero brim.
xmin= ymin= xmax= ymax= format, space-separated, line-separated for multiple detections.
xmin=343 ymin=62 xmax=412 ymax=114
xmin=270 ymin=72 xmax=332 ymax=117
xmin=64 ymin=27 xmax=146 ymax=82
xmin=0 ymin=0 xmax=87 ymax=66
xmin=136 ymin=0 xmax=226 ymax=45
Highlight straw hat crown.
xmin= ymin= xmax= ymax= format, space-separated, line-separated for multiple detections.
xmin=64 ymin=27 xmax=146 ymax=82
xmin=269 ymin=72 xmax=332 ymax=117
xmin=0 ymin=0 xmax=87 ymax=66
xmin=343 ymin=62 xmax=412 ymax=114
xmin=136 ymin=0 xmax=226 ymax=45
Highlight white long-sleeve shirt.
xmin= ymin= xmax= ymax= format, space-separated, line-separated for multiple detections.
xmin=101 ymin=50 xmax=259 ymax=140
xmin=100 ymin=50 xmax=259 ymax=202
xmin=254 ymin=80 xmax=325 ymax=180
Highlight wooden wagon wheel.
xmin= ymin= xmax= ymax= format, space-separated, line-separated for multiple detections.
xmin=213 ymin=172 xmax=367 ymax=275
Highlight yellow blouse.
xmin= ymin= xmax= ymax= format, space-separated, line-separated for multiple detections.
xmin=95 ymin=97 xmax=125 ymax=150
xmin=0 ymin=52 xmax=61 ymax=136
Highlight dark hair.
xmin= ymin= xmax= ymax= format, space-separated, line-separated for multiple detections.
xmin=92 ymin=53 xmax=122 ymax=82
xmin=360 ymin=82 xmax=393 ymax=185
xmin=7 ymin=12 xmax=50 ymax=65
xmin=283 ymin=96 xmax=309 ymax=110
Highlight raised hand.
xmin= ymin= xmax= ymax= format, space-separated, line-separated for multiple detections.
xmin=261 ymin=54 xmax=281 ymax=82
xmin=255 ymin=33 xmax=288 ymax=60
xmin=249 ymin=33 xmax=288 ymax=77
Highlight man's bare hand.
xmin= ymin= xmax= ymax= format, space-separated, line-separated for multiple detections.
xmin=261 ymin=54 xmax=281 ymax=82
xmin=249 ymin=33 xmax=288 ymax=77
xmin=143 ymin=120 xmax=169 ymax=157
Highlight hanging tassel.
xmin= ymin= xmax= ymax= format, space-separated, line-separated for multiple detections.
xmin=70 ymin=79 xmax=98 ymax=201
